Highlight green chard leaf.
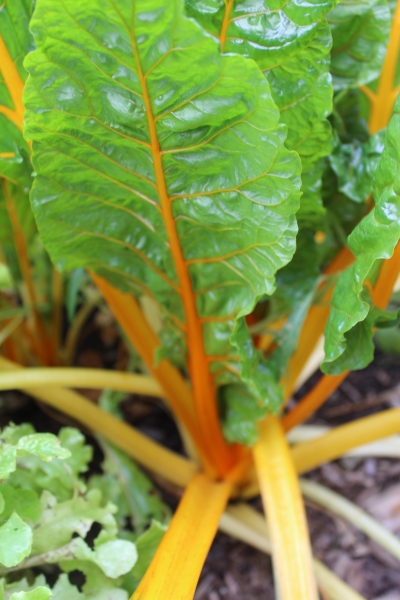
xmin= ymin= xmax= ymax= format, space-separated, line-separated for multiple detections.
xmin=24 ymin=0 xmax=301 ymax=443
xmin=328 ymin=0 xmax=391 ymax=90
xmin=185 ymin=0 xmax=337 ymax=222
xmin=323 ymin=96 xmax=400 ymax=374
xmin=184 ymin=0 xmax=343 ymax=419
xmin=329 ymin=130 xmax=385 ymax=202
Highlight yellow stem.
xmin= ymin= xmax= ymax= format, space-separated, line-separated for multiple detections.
xmin=91 ymin=272 xmax=216 ymax=476
xmin=253 ymin=415 xmax=318 ymax=600
xmin=132 ymin=473 xmax=232 ymax=600
xmin=0 ymin=35 xmax=24 ymax=130
xmin=367 ymin=0 xmax=400 ymax=134
xmin=0 ymin=366 xmax=164 ymax=396
xmin=292 ymin=406 xmax=400 ymax=475
xmin=300 ymin=478 xmax=400 ymax=562
xmin=221 ymin=504 xmax=367 ymax=600
xmin=0 ymin=356 xmax=197 ymax=487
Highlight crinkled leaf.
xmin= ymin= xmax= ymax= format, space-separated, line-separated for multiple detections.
xmin=37 ymin=534 xmax=137 ymax=579
xmin=59 ymin=562 xmax=128 ymax=600
xmin=220 ymin=385 xmax=266 ymax=446
xmin=56 ymin=428 xmax=92 ymax=476
xmin=49 ymin=574 xmax=83 ymax=600
xmin=90 ymin=439 xmax=169 ymax=533
xmin=323 ymin=96 xmax=400 ymax=374
xmin=24 ymin=0 xmax=301 ymax=432
xmin=329 ymin=130 xmax=385 ymax=202
xmin=328 ymin=0 xmax=391 ymax=90
xmin=185 ymin=0 xmax=335 ymax=222
xmin=17 ymin=434 xmax=71 ymax=462
xmin=32 ymin=489 xmax=117 ymax=554
xmin=12 ymin=428 xmax=91 ymax=502
xmin=0 ymin=446 xmax=17 ymax=481
xmin=0 ymin=425 xmax=70 ymax=481
xmin=0 ymin=513 xmax=32 ymax=567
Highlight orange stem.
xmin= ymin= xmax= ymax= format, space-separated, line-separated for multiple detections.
xmin=282 ymin=372 xmax=349 ymax=432
xmin=0 ymin=35 xmax=24 ymax=130
xmin=128 ymin=21 xmax=235 ymax=475
xmin=367 ymin=0 xmax=400 ymax=134
xmin=219 ymin=0 xmax=235 ymax=52
xmin=2 ymin=180 xmax=52 ymax=365
xmin=91 ymin=273 xmax=216 ymax=476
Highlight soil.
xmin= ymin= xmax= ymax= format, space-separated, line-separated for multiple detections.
xmin=2 ymin=310 xmax=400 ymax=600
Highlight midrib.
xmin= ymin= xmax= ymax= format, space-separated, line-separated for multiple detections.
xmin=130 ymin=27 xmax=234 ymax=475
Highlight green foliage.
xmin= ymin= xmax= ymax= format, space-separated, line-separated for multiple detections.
xmin=323 ymin=96 xmax=400 ymax=374
xmin=24 ymin=0 xmax=302 ymax=438
xmin=328 ymin=0 xmax=391 ymax=90
xmin=0 ymin=424 xmax=168 ymax=599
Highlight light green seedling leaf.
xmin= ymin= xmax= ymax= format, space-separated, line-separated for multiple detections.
xmin=0 ymin=513 xmax=32 ymax=567
xmin=56 ymin=428 xmax=92 ymax=477
xmin=11 ymin=427 xmax=91 ymax=502
xmin=94 ymin=540 xmax=137 ymax=578
xmin=32 ymin=489 xmax=117 ymax=554
xmin=17 ymin=434 xmax=71 ymax=462
xmin=323 ymin=96 xmax=400 ymax=374
xmin=49 ymin=574 xmax=83 ymax=600
xmin=0 ymin=446 xmax=17 ymax=481
xmin=10 ymin=588 xmax=51 ymax=600
xmin=0 ymin=484 xmax=41 ymax=522
xmin=90 ymin=439 xmax=170 ymax=532
xmin=60 ymin=562 xmax=128 ymax=600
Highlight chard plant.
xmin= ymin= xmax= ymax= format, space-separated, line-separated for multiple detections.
xmin=0 ymin=0 xmax=400 ymax=598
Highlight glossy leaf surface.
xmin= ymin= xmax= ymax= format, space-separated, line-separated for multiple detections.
xmin=329 ymin=130 xmax=385 ymax=202
xmin=24 ymin=0 xmax=301 ymax=437
xmin=323 ymin=96 xmax=400 ymax=374
xmin=328 ymin=0 xmax=391 ymax=90
xmin=185 ymin=0 xmax=336 ymax=221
